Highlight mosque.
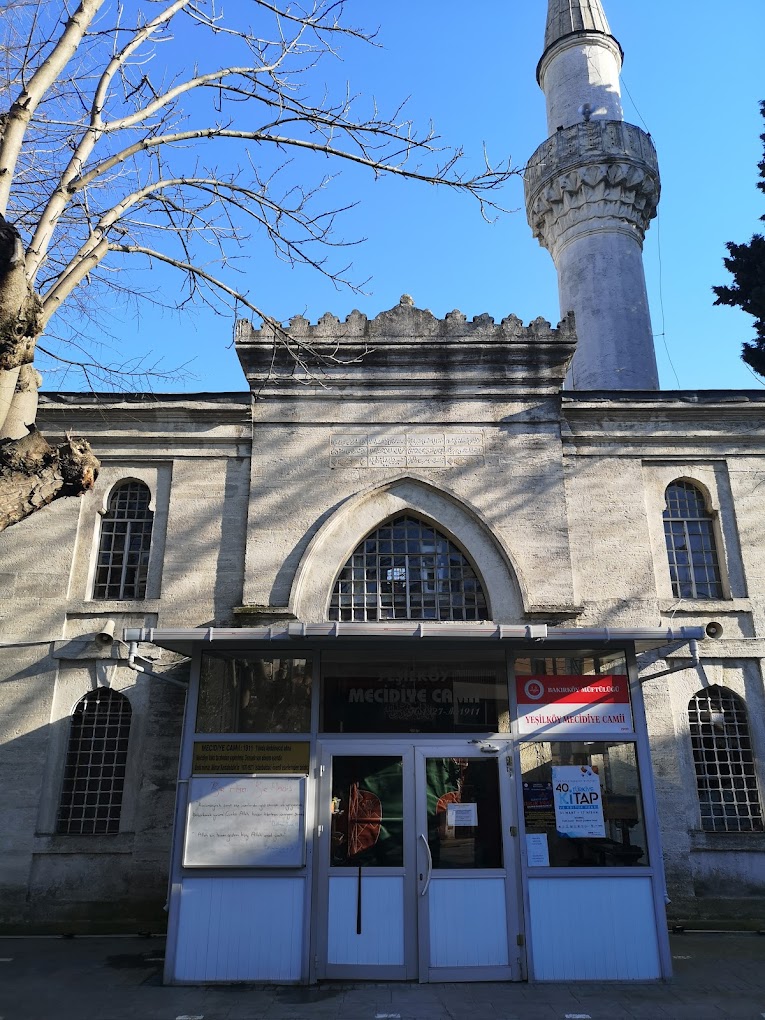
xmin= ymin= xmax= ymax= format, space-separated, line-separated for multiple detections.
xmin=1 ymin=0 xmax=764 ymax=984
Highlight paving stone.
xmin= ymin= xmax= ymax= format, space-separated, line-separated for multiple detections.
xmin=3 ymin=934 xmax=765 ymax=1020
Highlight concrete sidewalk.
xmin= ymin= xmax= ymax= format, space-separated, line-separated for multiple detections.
xmin=1 ymin=932 xmax=765 ymax=1020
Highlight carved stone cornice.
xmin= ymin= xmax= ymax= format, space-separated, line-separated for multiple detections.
xmin=524 ymin=120 xmax=660 ymax=256
xmin=235 ymin=297 xmax=578 ymax=396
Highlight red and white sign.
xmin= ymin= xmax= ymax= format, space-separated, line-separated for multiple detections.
xmin=516 ymin=675 xmax=633 ymax=735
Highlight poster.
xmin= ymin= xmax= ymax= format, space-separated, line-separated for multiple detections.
xmin=516 ymin=675 xmax=633 ymax=736
xmin=447 ymin=802 xmax=478 ymax=827
xmin=525 ymin=833 xmax=550 ymax=867
xmin=552 ymin=765 xmax=606 ymax=838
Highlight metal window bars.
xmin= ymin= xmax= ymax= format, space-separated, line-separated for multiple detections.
xmin=94 ymin=481 xmax=153 ymax=600
xmin=688 ymin=686 xmax=763 ymax=833
xmin=57 ymin=688 xmax=132 ymax=835
xmin=663 ymin=481 xmax=722 ymax=599
xmin=329 ymin=514 xmax=489 ymax=622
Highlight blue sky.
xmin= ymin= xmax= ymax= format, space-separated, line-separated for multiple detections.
xmin=43 ymin=0 xmax=765 ymax=393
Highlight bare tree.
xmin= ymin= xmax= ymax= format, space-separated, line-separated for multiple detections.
xmin=0 ymin=0 xmax=515 ymax=530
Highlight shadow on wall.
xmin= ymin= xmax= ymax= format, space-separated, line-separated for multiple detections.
xmin=251 ymin=404 xmax=577 ymax=619
xmin=0 ymin=647 xmax=186 ymax=934
xmin=2 ymin=645 xmax=765 ymax=932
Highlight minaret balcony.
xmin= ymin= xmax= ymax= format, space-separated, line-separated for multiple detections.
xmin=524 ymin=120 xmax=660 ymax=255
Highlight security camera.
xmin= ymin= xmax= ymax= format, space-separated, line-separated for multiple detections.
xmin=705 ymin=621 xmax=724 ymax=640
xmin=96 ymin=619 xmax=116 ymax=644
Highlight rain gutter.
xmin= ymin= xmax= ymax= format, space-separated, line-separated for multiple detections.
xmin=123 ymin=623 xmax=706 ymax=655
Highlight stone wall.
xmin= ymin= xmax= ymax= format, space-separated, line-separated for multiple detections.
xmin=0 ymin=394 xmax=251 ymax=932
xmin=0 ymin=328 xmax=764 ymax=929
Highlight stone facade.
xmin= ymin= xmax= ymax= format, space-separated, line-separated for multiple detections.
xmin=0 ymin=393 xmax=250 ymax=931
xmin=0 ymin=309 xmax=764 ymax=932
xmin=0 ymin=0 xmax=763 ymax=938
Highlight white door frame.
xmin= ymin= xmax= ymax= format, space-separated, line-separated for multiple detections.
xmin=415 ymin=741 xmax=522 ymax=982
xmin=314 ymin=741 xmax=417 ymax=980
xmin=314 ymin=739 xmax=524 ymax=982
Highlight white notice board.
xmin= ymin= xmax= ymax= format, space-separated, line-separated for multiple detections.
xmin=183 ymin=775 xmax=306 ymax=868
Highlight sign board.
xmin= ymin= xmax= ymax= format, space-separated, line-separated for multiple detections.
xmin=183 ymin=775 xmax=306 ymax=867
xmin=515 ymin=675 xmax=633 ymax=736
xmin=447 ymin=802 xmax=478 ymax=827
xmin=552 ymin=766 xmax=606 ymax=838
xmin=322 ymin=660 xmax=507 ymax=733
xmin=525 ymin=833 xmax=550 ymax=867
xmin=192 ymin=741 xmax=310 ymax=774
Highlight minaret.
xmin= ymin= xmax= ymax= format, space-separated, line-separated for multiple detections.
xmin=524 ymin=0 xmax=661 ymax=389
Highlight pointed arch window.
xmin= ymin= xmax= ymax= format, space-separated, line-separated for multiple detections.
xmin=663 ymin=481 xmax=722 ymax=599
xmin=688 ymin=686 xmax=762 ymax=832
xmin=94 ymin=481 xmax=153 ymax=600
xmin=57 ymin=688 xmax=132 ymax=835
xmin=329 ymin=514 xmax=489 ymax=622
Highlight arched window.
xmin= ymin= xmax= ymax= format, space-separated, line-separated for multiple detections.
xmin=663 ymin=481 xmax=722 ymax=599
xmin=57 ymin=688 xmax=132 ymax=835
xmin=329 ymin=514 xmax=489 ymax=622
xmin=94 ymin=481 xmax=153 ymax=600
xmin=688 ymin=685 xmax=763 ymax=832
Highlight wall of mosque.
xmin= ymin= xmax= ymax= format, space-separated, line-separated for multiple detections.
xmin=0 ymin=329 xmax=764 ymax=931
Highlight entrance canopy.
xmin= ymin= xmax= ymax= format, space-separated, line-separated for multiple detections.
xmin=124 ymin=622 xmax=705 ymax=656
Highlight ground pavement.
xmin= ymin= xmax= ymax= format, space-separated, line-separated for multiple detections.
xmin=1 ymin=932 xmax=765 ymax=1020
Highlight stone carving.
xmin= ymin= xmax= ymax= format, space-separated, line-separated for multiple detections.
xmin=524 ymin=120 xmax=660 ymax=253
xmin=235 ymin=294 xmax=576 ymax=347
xmin=329 ymin=430 xmax=485 ymax=469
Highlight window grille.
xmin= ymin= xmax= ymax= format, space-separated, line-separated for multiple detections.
xmin=688 ymin=685 xmax=763 ymax=833
xmin=57 ymin=688 xmax=132 ymax=835
xmin=94 ymin=481 xmax=153 ymax=600
xmin=329 ymin=514 xmax=489 ymax=622
xmin=663 ymin=481 xmax=722 ymax=599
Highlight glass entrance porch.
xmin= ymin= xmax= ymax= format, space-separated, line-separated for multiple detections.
xmin=152 ymin=633 xmax=683 ymax=984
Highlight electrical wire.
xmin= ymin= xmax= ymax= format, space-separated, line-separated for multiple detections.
xmin=622 ymin=75 xmax=681 ymax=388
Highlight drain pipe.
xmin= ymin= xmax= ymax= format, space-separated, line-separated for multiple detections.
xmin=640 ymin=639 xmax=701 ymax=684
xmin=126 ymin=641 xmax=189 ymax=690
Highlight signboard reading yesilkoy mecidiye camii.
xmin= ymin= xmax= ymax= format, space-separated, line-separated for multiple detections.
xmin=515 ymin=675 xmax=633 ymax=735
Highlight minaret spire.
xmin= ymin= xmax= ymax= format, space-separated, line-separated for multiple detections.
xmin=538 ymin=0 xmax=624 ymax=135
xmin=543 ymin=0 xmax=613 ymax=50
xmin=524 ymin=0 xmax=661 ymax=390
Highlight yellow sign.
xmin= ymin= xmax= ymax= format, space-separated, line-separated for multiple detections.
xmin=192 ymin=741 xmax=310 ymax=775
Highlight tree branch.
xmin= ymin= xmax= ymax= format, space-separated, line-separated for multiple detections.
xmin=72 ymin=127 xmax=515 ymax=205
xmin=0 ymin=0 xmax=106 ymax=214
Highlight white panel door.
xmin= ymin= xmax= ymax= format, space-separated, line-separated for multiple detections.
xmin=316 ymin=741 xmax=523 ymax=982
xmin=415 ymin=744 xmax=522 ymax=982
xmin=318 ymin=744 xmax=417 ymax=980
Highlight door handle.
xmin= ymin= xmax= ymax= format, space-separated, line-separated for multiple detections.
xmin=419 ymin=833 xmax=433 ymax=897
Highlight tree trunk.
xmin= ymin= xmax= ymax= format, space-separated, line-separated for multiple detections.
xmin=0 ymin=214 xmax=99 ymax=531
xmin=0 ymin=428 xmax=99 ymax=529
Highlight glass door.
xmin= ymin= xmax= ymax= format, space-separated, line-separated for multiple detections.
xmin=317 ymin=743 xmax=417 ymax=980
xmin=415 ymin=744 xmax=522 ymax=981
xmin=315 ymin=741 xmax=523 ymax=982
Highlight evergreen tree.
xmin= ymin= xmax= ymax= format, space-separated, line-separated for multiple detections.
xmin=713 ymin=102 xmax=765 ymax=378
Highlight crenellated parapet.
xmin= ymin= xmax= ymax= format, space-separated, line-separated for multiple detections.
xmin=235 ymin=296 xmax=577 ymax=397
xmin=235 ymin=294 xmax=573 ymax=345
xmin=524 ymin=120 xmax=660 ymax=258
